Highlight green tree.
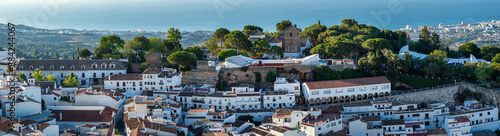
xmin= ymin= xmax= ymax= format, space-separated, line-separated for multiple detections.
xmin=224 ymin=30 xmax=252 ymax=52
xmin=312 ymin=65 xmax=333 ymax=81
xmin=130 ymin=35 xmax=151 ymax=61
xmin=62 ymin=73 xmax=80 ymax=87
xmin=140 ymin=62 xmax=151 ymax=72
xmin=213 ymin=28 xmax=230 ymax=47
xmin=301 ymin=23 xmax=327 ymax=46
xmin=95 ymin=35 xmax=124 ymax=58
xmin=167 ymin=27 xmax=182 ymax=46
xmin=458 ymin=42 xmax=480 ymax=57
xmin=218 ymin=49 xmax=238 ymax=61
xmin=475 ymin=62 xmax=494 ymax=83
xmin=341 ymin=18 xmax=358 ymax=27
xmin=276 ymin=20 xmax=292 ymax=32
xmin=167 ymin=51 xmax=197 ymax=71
xmin=269 ymin=46 xmax=284 ymax=58
xmin=362 ymin=38 xmax=393 ymax=52
xmin=251 ymin=39 xmax=270 ymax=58
xmin=310 ymin=43 xmax=329 ymax=58
xmin=492 ymin=53 xmax=500 ymax=63
xmin=412 ymin=26 xmax=441 ymax=54
xmin=266 ymin=71 xmax=278 ymax=83
xmin=185 ymin=46 xmax=204 ymax=60
xmin=32 ymin=68 xmax=45 ymax=81
xmin=45 ymin=73 xmax=57 ymax=82
xmin=428 ymin=50 xmax=448 ymax=61
xmin=148 ymin=37 xmax=167 ymax=53
xmin=77 ymin=48 xmax=92 ymax=59
xmin=17 ymin=72 xmax=27 ymax=82
xmin=6 ymin=65 xmax=14 ymax=73
xmin=254 ymin=72 xmax=262 ymax=83
xmin=480 ymin=46 xmax=500 ymax=61
xmin=243 ymin=25 xmax=263 ymax=36
xmin=204 ymin=37 xmax=220 ymax=57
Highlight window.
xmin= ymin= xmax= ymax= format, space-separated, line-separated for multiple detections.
xmin=81 ymin=65 xmax=85 ymax=69
xmin=82 ymin=73 xmax=85 ymax=78
xmin=133 ymin=82 xmax=136 ymax=86
xmin=324 ymin=90 xmax=331 ymax=94
xmin=336 ymin=89 xmax=343 ymax=93
xmin=347 ymin=88 xmax=355 ymax=92
xmin=93 ymin=73 xmax=96 ymax=77
xmin=488 ymin=112 xmax=490 ymax=115
xmin=413 ymin=114 xmax=420 ymax=117
xmin=311 ymin=91 xmax=320 ymax=95
xmin=480 ymin=113 xmax=483 ymax=117
xmin=101 ymin=64 xmax=106 ymax=68
xmin=371 ymin=86 xmax=378 ymax=90
xmin=294 ymin=86 xmax=299 ymax=90
xmin=102 ymin=73 xmax=105 ymax=77
xmin=61 ymin=73 xmax=64 ymax=78
xmin=289 ymin=33 xmax=293 ymax=37
xmin=40 ymin=65 xmax=44 ymax=69
xmin=29 ymin=66 xmax=33 ymax=69
xmin=116 ymin=82 xmax=119 ymax=86
xmin=60 ymin=66 xmax=64 ymax=69
xmin=54 ymin=97 xmax=56 ymax=100
xmin=110 ymin=63 xmax=115 ymax=68
xmin=123 ymin=82 xmax=125 ymax=86
xmin=382 ymin=85 xmax=389 ymax=89
xmin=92 ymin=64 xmax=97 ymax=69
xmin=359 ymin=87 xmax=366 ymax=91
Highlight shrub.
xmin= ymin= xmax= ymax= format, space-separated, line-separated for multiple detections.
xmin=254 ymin=72 xmax=262 ymax=83
xmin=240 ymin=66 xmax=249 ymax=72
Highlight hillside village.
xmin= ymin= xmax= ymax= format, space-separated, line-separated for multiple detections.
xmin=1 ymin=19 xmax=500 ymax=136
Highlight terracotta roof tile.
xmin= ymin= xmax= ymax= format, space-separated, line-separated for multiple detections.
xmin=304 ymin=76 xmax=390 ymax=90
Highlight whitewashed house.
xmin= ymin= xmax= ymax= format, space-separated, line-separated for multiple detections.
xmin=302 ymin=76 xmax=391 ymax=105
xmin=274 ymin=77 xmax=300 ymax=96
xmin=104 ymin=66 xmax=182 ymax=98
xmin=442 ymin=116 xmax=472 ymax=136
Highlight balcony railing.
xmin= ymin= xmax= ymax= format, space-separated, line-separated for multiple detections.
xmin=192 ymin=100 xmax=205 ymax=103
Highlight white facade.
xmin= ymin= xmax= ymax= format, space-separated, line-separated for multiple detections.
xmin=17 ymin=59 xmax=127 ymax=86
xmin=348 ymin=116 xmax=383 ymax=136
xmin=303 ymin=76 xmax=391 ymax=105
xmin=104 ymin=68 xmax=182 ymax=98
xmin=262 ymin=91 xmax=295 ymax=110
xmin=443 ymin=116 xmax=472 ymax=136
xmin=300 ymin=110 xmax=343 ymax=136
xmin=74 ymin=88 xmax=125 ymax=110
xmin=274 ymin=77 xmax=300 ymax=96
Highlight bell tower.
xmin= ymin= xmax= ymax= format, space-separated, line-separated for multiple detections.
xmin=283 ymin=26 xmax=300 ymax=53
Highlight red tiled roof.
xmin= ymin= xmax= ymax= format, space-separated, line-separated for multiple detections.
xmin=50 ymin=106 xmax=117 ymax=122
xmin=454 ymin=116 xmax=470 ymax=123
xmin=304 ymin=76 xmax=390 ymax=89
xmin=105 ymin=74 xmax=143 ymax=80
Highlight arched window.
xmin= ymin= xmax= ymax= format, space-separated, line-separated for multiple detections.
xmin=289 ymin=33 xmax=293 ymax=37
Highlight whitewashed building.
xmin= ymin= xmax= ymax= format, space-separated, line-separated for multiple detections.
xmin=300 ymin=110 xmax=343 ymax=136
xmin=442 ymin=116 xmax=472 ymax=136
xmin=104 ymin=66 xmax=182 ymax=97
xmin=17 ymin=59 xmax=127 ymax=85
xmin=184 ymin=107 xmax=236 ymax=126
xmin=274 ymin=77 xmax=300 ymax=96
xmin=74 ymin=88 xmax=125 ymax=110
xmin=302 ymin=76 xmax=391 ymax=105
xmin=347 ymin=116 xmax=383 ymax=136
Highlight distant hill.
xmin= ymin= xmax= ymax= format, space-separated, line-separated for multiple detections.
xmin=0 ymin=23 xmax=212 ymax=59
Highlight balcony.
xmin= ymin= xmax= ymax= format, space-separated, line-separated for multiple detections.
xmin=159 ymin=82 xmax=164 ymax=85
xmin=236 ymin=100 xmax=260 ymax=103
xmin=384 ymin=129 xmax=406 ymax=135
xmin=192 ymin=99 xmax=205 ymax=103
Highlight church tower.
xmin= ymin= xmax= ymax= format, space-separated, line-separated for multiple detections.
xmin=283 ymin=25 xmax=301 ymax=53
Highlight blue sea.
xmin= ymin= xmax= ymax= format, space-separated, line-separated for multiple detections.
xmin=1 ymin=0 xmax=499 ymax=31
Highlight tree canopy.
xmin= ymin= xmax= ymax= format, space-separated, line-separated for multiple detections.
xmin=301 ymin=23 xmax=327 ymax=46
xmin=224 ymin=30 xmax=252 ymax=52
xmin=362 ymin=38 xmax=393 ymax=51
xmin=218 ymin=49 xmax=238 ymax=61
xmin=251 ymin=39 xmax=270 ymax=58
xmin=95 ymin=35 xmax=124 ymax=58
xmin=167 ymin=51 xmax=197 ymax=71
xmin=78 ymin=48 xmax=92 ymax=59
xmin=458 ymin=42 xmax=480 ymax=57
xmin=185 ymin=46 xmax=204 ymax=60
xmin=62 ymin=73 xmax=79 ymax=87
xmin=276 ymin=20 xmax=292 ymax=32
xmin=243 ymin=25 xmax=263 ymax=36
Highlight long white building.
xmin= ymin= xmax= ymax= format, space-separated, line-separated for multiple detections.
xmin=302 ymin=76 xmax=391 ymax=105
xmin=16 ymin=59 xmax=127 ymax=86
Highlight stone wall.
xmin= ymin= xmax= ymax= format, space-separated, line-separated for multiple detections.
xmin=388 ymin=84 xmax=499 ymax=107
